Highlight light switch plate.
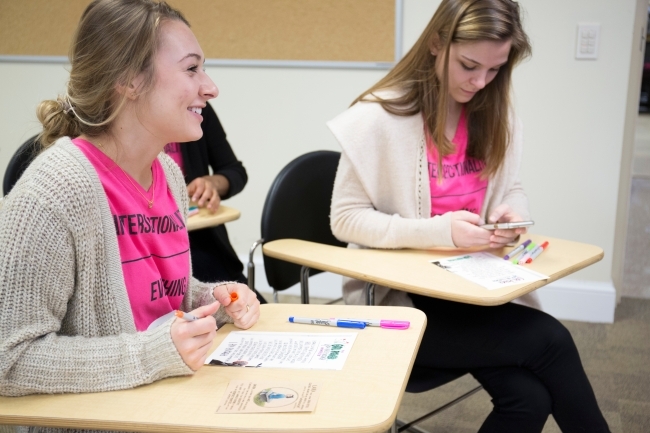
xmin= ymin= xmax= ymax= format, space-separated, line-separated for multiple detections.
xmin=576 ymin=23 xmax=600 ymax=60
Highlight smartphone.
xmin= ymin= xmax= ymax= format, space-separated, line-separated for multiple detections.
xmin=480 ymin=221 xmax=534 ymax=230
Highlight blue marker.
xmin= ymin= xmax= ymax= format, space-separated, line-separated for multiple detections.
xmin=289 ymin=317 xmax=365 ymax=329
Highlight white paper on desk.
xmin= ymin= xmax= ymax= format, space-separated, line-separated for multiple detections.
xmin=205 ymin=332 xmax=357 ymax=370
xmin=431 ymin=252 xmax=549 ymax=290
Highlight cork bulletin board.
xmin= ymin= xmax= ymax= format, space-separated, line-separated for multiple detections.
xmin=0 ymin=0 xmax=396 ymax=63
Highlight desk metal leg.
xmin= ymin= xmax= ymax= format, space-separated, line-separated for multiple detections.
xmin=247 ymin=239 xmax=264 ymax=292
xmin=395 ymin=421 xmax=432 ymax=433
xmin=300 ymin=266 xmax=310 ymax=304
xmin=365 ymin=282 xmax=375 ymax=306
xmin=396 ymin=385 xmax=483 ymax=432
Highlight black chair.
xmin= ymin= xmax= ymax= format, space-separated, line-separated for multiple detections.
xmin=248 ymin=150 xmax=483 ymax=432
xmin=3 ymin=135 xmax=40 ymax=196
xmin=247 ymin=150 xmax=346 ymax=303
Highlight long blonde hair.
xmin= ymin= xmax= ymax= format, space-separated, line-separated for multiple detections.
xmin=354 ymin=0 xmax=531 ymax=178
xmin=36 ymin=0 xmax=189 ymax=148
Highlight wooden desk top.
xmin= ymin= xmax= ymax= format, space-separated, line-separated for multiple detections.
xmin=0 ymin=304 xmax=426 ymax=433
xmin=187 ymin=205 xmax=240 ymax=232
xmin=263 ymin=234 xmax=603 ymax=306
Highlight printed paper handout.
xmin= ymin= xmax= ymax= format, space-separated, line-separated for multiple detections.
xmin=431 ymin=251 xmax=548 ymax=290
xmin=205 ymin=332 xmax=357 ymax=370
xmin=216 ymin=380 xmax=320 ymax=413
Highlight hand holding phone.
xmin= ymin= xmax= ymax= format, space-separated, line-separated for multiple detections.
xmin=480 ymin=221 xmax=534 ymax=230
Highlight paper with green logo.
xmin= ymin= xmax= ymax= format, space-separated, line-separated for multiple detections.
xmin=205 ymin=332 xmax=357 ymax=370
xmin=431 ymin=251 xmax=548 ymax=290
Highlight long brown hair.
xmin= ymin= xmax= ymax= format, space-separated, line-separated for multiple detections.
xmin=354 ymin=0 xmax=531 ymax=178
xmin=36 ymin=0 xmax=189 ymax=148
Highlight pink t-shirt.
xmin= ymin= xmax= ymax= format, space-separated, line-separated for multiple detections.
xmin=73 ymin=138 xmax=190 ymax=331
xmin=163 ymin=142 xmax=185 ymax=175
xmin=426 ymin=109 xmax=488 ymax=216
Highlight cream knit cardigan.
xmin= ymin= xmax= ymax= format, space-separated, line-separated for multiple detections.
xmin=327 ymin=95 xmax=540 ymax=309
xmin=0 ymin=139 xmax=231 ymax=409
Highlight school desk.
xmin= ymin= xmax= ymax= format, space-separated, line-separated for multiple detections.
xmin=262 ymin=234 xmax=603 ymax=306
xmin=187 ymin=204 xmax=240 ymax=232
xmin=0 ymin=303 xmax=426 ymax=433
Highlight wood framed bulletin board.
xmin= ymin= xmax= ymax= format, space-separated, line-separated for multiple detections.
xmin=0 ymin=0 xmax=403 ymax=69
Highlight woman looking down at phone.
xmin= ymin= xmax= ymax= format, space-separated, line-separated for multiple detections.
xmin=328 ymin=0 xmax=610 ymax=431
xmin=0 ymin=0 xmax=260 ymax=408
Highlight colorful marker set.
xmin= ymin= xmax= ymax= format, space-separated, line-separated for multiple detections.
xmin=525 ymin=241 xmax=549 ymax=263
xmin=504 ymin=239 xmax=549 ymax=264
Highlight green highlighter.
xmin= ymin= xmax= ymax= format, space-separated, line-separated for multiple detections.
xmin=515 ymin=242 xmax=537 ymax=264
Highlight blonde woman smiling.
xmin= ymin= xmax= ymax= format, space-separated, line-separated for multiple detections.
xmin=0 ymin=0 xmax=260 ymax=409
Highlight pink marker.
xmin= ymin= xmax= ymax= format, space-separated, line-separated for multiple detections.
xmin=526 ymin=241 xmax=549 ymax=263
xmin=350 ymin=319 xmax=410 ymax=330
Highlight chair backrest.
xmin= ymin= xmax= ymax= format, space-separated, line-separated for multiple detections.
xmin=261 ymin=150 xmax=346 ymax=291
xmin=3 ymin=135 xmax=40 ymax=196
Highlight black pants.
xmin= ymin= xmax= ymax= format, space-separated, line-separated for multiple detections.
xmin=410 ymin=295 xmax=609 ymax=433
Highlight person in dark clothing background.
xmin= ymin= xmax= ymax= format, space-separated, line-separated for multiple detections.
xmin=164 ymin=102 xmax=267 ymax=303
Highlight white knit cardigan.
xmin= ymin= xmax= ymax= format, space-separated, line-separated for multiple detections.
xmin=327 ymin=95 xmax=540 ymax=309
xmin=0 ymin=138 xmax=231 ymax=407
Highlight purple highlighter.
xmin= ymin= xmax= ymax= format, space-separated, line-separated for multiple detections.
xmin=503 ymin=239 xmax=532 ymax=260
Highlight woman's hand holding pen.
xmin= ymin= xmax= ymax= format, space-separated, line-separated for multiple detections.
xmin=213 ymin=283 xmax=260 ymax=330
xmin=485 ymin=204 xmax=528 ymax=248
xmin=171 ymin=301 xmax=220 ymax=370
xmin=450 ymin=211 xmax=491 ymax=247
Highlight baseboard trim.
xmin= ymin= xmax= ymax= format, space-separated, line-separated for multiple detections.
xmin=242 ymin=255 xmax=616 ymax=323
xmin=536 ymin=280 xmax=616 ymax=323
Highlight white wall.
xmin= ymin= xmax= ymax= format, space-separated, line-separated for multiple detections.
xmin=190 ymin=67 xmax=386 ymax=252
xmin=514 ymin=0 xmax=637 ymax=282
xmin=0 ymin=0 xmax=640 ymax=321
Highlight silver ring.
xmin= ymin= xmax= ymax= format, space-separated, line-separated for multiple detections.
xmin=246 ymin=304 xmax=250 ymax=313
